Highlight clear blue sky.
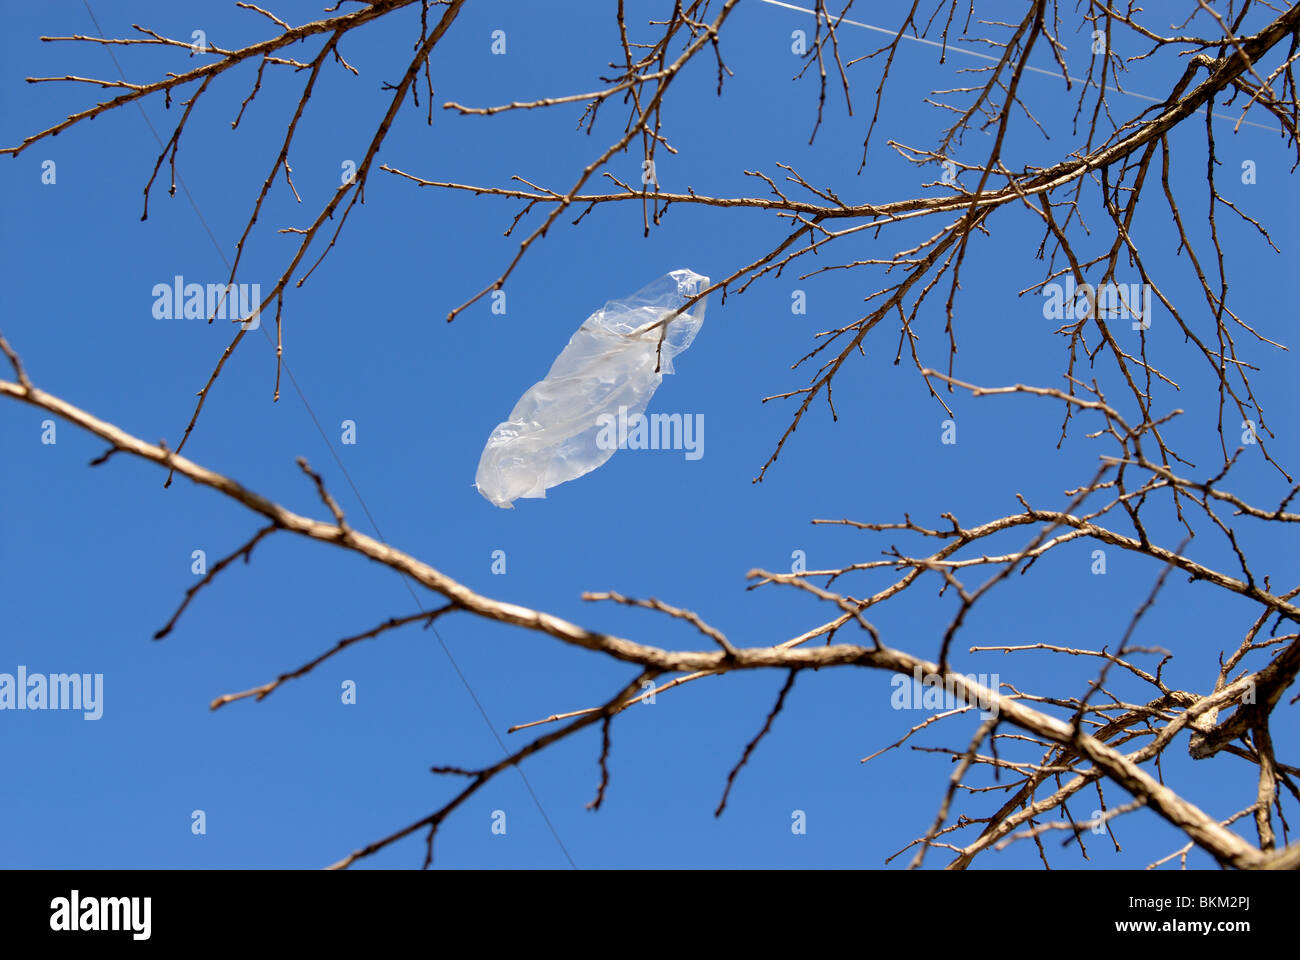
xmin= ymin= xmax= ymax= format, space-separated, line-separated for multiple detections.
xmin=2 ymin=0 xmax=1296 ymax=869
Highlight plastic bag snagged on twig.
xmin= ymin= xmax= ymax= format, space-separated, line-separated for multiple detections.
xmin=475 ymin=268 xmax=709 ymax=508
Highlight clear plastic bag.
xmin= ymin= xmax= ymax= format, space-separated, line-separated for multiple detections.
xmin=475 ymin=268 xmax=709 ymax=507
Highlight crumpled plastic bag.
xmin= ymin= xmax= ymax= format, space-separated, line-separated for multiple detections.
xmin=475 ymin=268 xmax=709 ymax=508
